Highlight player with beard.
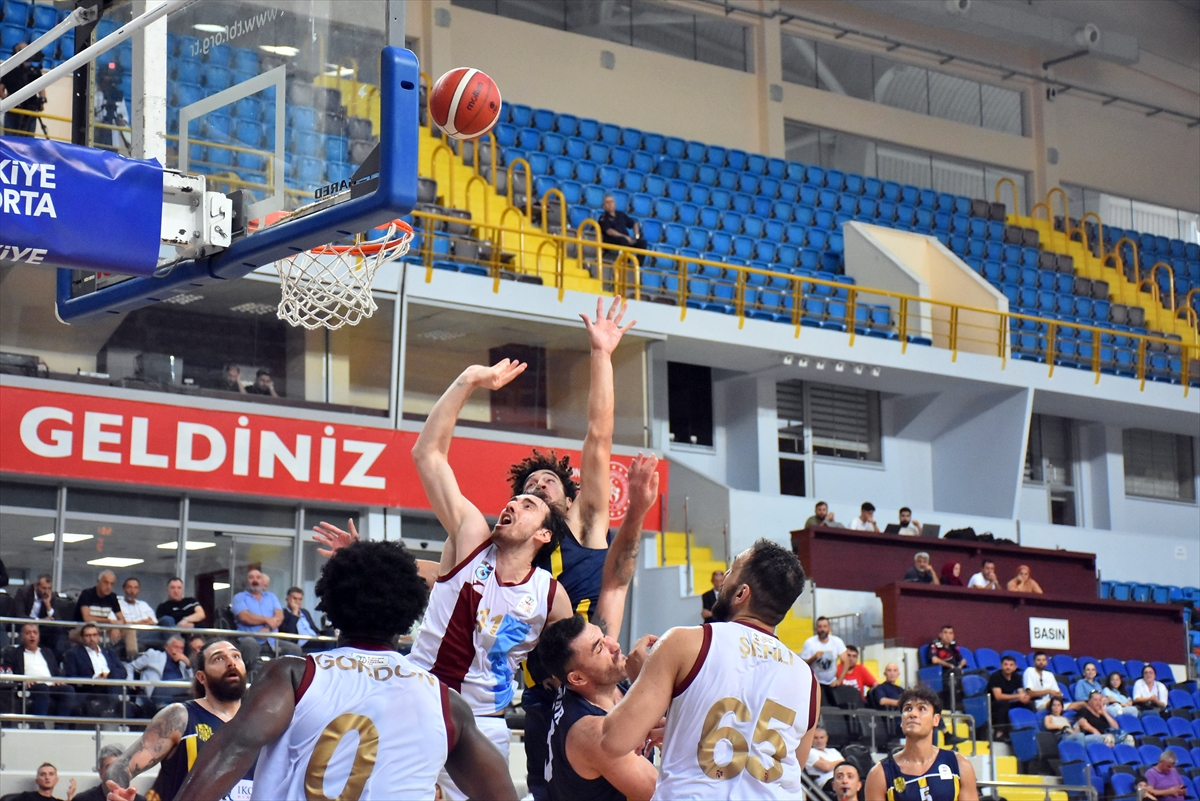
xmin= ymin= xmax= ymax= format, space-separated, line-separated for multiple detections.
xmin=865 ymin=686 xmax=978 ymax=801
xmin=599 ymin=540 xmax=818 ymax=799
xmin=163 ymin=539 xmax=517 ymax=801
xmin=103 ymin=640 xmax=250 ymax=801
xmin=534 ymin=453 xmax=662 ymax=801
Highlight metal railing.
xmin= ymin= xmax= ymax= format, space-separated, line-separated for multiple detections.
xmin=822 ymin=613 xmax=864 ymax=648
xmin=816 ymin=706 xmax=978 ymax=756
xmin=0 ymin=615 xmax=338 ymax=648
xmin=977 ymin=779 xmax=1097 ymax=801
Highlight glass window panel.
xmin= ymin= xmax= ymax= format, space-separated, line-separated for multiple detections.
xmin=0 ymin=511 xmax=59 ymax=590
xmin=694 ymin=15 xmax=750 ymax=72
xmin=66 ymin=487 xmax=179 ymax=520
xmin=401 ymin=513 xmax=451 ymax=559
xmin=0 ymin=481 xmax=59 ymax=510
xmin=824 ymin=129 xmax=877 ymax=178
xmin=1180 ymin=211 xmax=1200 ymax=245
xmin=60 ymin=517 xmax=180 ymax=625
xmin=228 ymin=533 xmax=295 ymax=621
xmin=1131 ymin=200 xmax=1184 ymax=239
xmin=981 ymin=83 xmax=1023 ymax=135
xmin=815 ymin=41 xmax=873 ymax=102
xmin=189 ymin=497 xmax=296 ymax=529
xmin=931 ymin=155 xmax=985 ymax=199
xmin=630 ymin=1 xmax=695 ymax=62
xmin=1098 ymin=194 xmax=1135 ymax=231
xmin=496 ymin=0 xmax=566 ymax=29
xmin=877 ymin=144 xmax=931 ymax=188
xmin=181 ymin=528 xmax=232 ymax=627
xmin=784 ymin=120 xmax=821 ymax=166
xmin=565 ymin=0 xmax=632 ymax=46
xmin=873 ymin=57 xmax=929 ymax=115
xmin=928 ymin=71 xmax=982 ymax=127
xmin=1123 ymin=429 xmax=1196 ymax=502
xmin=330 ymin=298 xmax=393 ymax=411
xmin=781 ymin=34 xmax=818 ymax=87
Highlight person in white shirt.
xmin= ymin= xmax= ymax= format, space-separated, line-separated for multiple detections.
xmin=1 ymin=623 xmax=75 ymax=718
xmin=967 ymin=559 xmax=1000 ymax=590
xmin=118 ymin=578 xmax=158 ymax=654
xmin=128 ymin=634 xmax=193 ymax=703
xmin=805 ymin=727 xmax=845 ymax=787
xmin=848 ymin=502 xmax=880 ymax=532
xmin=895 ymin=507 xmax=921 ymax=536
xmin=1131 ymin=665 xmax=1169 ymax=712
xmin=1022 ymin=651 xmax=1062 ymax=710
xmin=801 ymin=615 xmax=848 ymax=686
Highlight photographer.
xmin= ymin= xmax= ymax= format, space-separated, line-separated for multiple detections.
xmin=93 ymin=62 xmax=130 ymax=151
xmin=0 ymin=43 xmax=47 ymax=137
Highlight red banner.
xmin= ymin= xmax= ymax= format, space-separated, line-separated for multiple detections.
xmin=0 ymin=386 xmax=667 ymax=524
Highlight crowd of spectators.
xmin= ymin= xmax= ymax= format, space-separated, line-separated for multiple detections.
xmin=804 ymin=500 xmax=924 ymax=536
xmin=0 ymin=566 xmax=329 ymax=724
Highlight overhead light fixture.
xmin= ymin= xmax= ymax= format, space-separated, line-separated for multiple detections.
xmin=797 ymin=357 xmax=809 ymax=368
xmin=213 ymin=582 xmax=231 ymax=590
xmin=323 ymin=64 xmax=355 ymax=78
xmin=782 ymin=355 xmax=794 ymax=365
xmin=871 ymin=366 xmax=882 ymax=377
xmin=193 ymin=23 xmax=227 ymax=33
xmin=156 ymin=541 xmax=217 ymax=551
xmin=229 ymin=302 xmax=276 ymax=315
xmin=87 ymin=557 xmax=145 ymax=568
xmin=259 ymin=45 xmax=300 ymax=57
xmin=835 ymin=362 xmax=845 ymax=372
xmin=815 ymin=360 xmax=826 ymax=370
xmin=33 ymin=533 xmax=93 ymax=543
xmin=853 ymin=364 xmax=864 ymax=375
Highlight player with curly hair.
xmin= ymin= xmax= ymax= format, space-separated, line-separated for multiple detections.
xmin=162 ymin=540 xmax=518 ymax=801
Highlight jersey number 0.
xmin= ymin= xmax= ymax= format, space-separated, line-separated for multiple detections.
xmin=697 ymin=697 xmax=797 ymax=783
xmin=304 ymin=714 xmax=380 ymax=801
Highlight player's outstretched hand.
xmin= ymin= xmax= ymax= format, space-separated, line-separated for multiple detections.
xmin=626 ymin=633 xmax=659 ymax=682
xmin=464 ymin=358 xmax=527 ymax=391
xmin=626 ymin=452 xmax=661 ymax=516
xmin=105 ymin=781 xmax=137 ymax=801
xmin=313 ymin=518 xmax=360 ymax=557
xmin=581 ymin=296 xmax=635 ymax=356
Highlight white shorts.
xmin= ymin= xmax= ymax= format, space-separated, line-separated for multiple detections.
xmin=437 ymin=714 xmax=511 ymax=801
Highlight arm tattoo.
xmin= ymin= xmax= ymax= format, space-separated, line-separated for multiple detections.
xmin=611 ymin=533 xmax=640 ymax=585
xmin=106 ymin=703 xmax=188 ymax=786
xmin=595 ymin=619 xmax=609 ymax=636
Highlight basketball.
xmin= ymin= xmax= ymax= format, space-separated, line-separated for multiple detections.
xmin=428 ymin=67 xmax=502 ymax=140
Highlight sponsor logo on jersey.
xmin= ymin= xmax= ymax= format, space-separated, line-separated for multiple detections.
xmin=938 ymin=763 xmax=955 ymax=780
xmin=474 ymin=561 xmax=495 ymax=583
xmin=515 ymin=594 xmax=537 ymax=617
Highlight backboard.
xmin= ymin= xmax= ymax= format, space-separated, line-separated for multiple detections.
xmin=53 ymin=0 xmax=418 ymax=324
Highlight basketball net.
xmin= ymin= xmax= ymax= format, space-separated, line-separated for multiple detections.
xmin=272 ymin=219 xmax=414 ymax=330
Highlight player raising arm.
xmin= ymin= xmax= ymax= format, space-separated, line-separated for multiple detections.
xmin=599 ymin=540 xmax=819 ymax=800
xmin=162 ymin=539 xmax=517 ymax=801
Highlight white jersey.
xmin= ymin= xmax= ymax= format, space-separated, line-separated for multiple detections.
xmin=252 ymin=646 xmax=449 ymax=801
xmin=654 ymin=622 xmax=818 ymax=800
xmin=410 ymin=539 xmax=557 ymax=716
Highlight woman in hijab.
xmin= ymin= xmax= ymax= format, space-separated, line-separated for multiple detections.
xmin=940 ymin=561 xmax=964 ymax=586
xmin=1007 ymin=564 xmax=1044 ymax=593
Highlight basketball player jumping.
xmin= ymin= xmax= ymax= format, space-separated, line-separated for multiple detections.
xmin=864 ymin=686 xmax=979 ymax=801
xmin=103 ymin=640 xmax=250 ymax=801
xmin=599 ymin=539 xmax=819 ymax=799
xmin=165 ymin=539 xmax=518 ymax=801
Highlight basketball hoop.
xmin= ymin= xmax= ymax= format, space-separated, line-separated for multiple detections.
xmin=272 ymin=219 xmax=414 ymax=330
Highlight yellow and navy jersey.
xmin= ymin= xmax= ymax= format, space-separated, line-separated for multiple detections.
xmin=882 ymin=748 xmax=962 ymax=801
xmin=536 ymin=528 xmax=613 ymax=621
xmin=147 ymin=700 xmax=254 ymax=801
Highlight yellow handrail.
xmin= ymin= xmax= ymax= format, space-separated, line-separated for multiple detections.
xmin=428 ymin=142 xmax=455 ymax=207
xmin=1082 ymin=211 xmax=1105 ymax=260
xmin=1135 ymin=277 xmax=1164 ymax=331
xmin=505 ymin=158 xmax=532 ymax=218
xmin=1108 ymin=236 xmax=1142 ymax=306
xmin=994 ymin=177 xmax=1019 ymax=215
xmin=1030 ymin=201 xmax=1051 ymax=223
xmin=540 ymin=188 xmax=567 ymax=235
xmin=1149 ymin=262 xmax=1177 ymax=317
xmin=464 ymin=174 xmax=490 ymax=226
xmin=1046 ymin=187 xmax=1071 ymax=239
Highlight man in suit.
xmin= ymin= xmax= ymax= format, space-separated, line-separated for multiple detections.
xmin=12 ymin=573 xmax=67 ymax=655
xmin=64 ymin=622 xmax=127 ymax=716
xmin=1 ymin=623 xmax=75 ymax=720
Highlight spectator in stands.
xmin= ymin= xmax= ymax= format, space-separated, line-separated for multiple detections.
xmin=15 ymin=573 xmax=65 ymax=654
xmin=244 ymin=368 xmax=280 ymax=397
xmin=11 ymin=763 xmax=75 ymax=801
xmin=1102 ymin=671 xmax=1138 ymax=717
xmin=118 ymin=577 xmax=158 ymax=653
xmin=927 ymin=624 xmax=967 ymax=710
xmin=232 ymin=567 xmax=283 ymax=646
xmin=839 ymin=645 xmax=878 ymax=699
xmin=74 ymin=569 xmax=125 ymax=646
xmin=1141 ymin=750 xmax=1188 ymax=801
xmin=185 ymin=634 xmax=205 ymax=661
xmin=1132 ymin=664 xmax=1169 ymax=712
xmin=804 ymin=727 xmax=844 ymax=787
xmin=156 ymin=577 xmax=205 ymax=629
xmin=1 ymin=623 xmax=75 ymax=722
xmin=831 ymin=762 xmax=864 ymax=801
xmin=281 ymin=586 xmax=320 ymax=650
xmin=940 ymin=561 xmax=964 ymax=586
xmin=904 ymin=552 xmax=940 ymax=584
xmin=64 ymin=623 xmax=126 ymax=715
xmin=1073 ymin=690 xmax=1134 ymax=746
xmin=700 ymin=570 xmax=725 ymax=622
xmin=1042 ymin=696 xmax=1074 ymax=739
xmin=1022 ymin=651 xmax=1062 ymax=710
xmin=804 ymin=501 xmax=837 ymax=529
xmin=1073 ymin=661 xmax=1104 ymax=703
xmin=800 ymin=616 xmax=848 ymax=687
xmin=967 ymin=559 xmax=1000 ymax=590
xmin=128 ymin=634 xmax=193 ymax=705
xmin=73 ymin=744 xmax=143 ymax=801
xmin=598 ymin=194 xmax=647 ymax=253
xmin=895 ymin=507 xmax=921 ymax=536
xmin=848 ymin=502 xmax=880 ymax=532
xmin=1006 ymin=564 xmax=1043 ymax=594
xmin=986 ymin=655 xmax=1032 ymax=740
xmin=217 ymin=362 xmax=246 ymax=393
xmin=0 ymin=43 xmax=47 ymax=138
xmin=868 ymin=662 xmax=904 ymax=710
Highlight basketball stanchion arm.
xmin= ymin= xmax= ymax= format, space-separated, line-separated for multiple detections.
xmin=0 ymin=5 xmax=97 ymax=79
xmin=55 ymin=46 xmax=419 ymax=324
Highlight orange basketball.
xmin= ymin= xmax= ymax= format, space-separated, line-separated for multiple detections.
xmin=429 ymin=68 xmax=502 ymax=140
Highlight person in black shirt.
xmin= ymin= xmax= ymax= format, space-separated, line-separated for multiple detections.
xmin=700 ymin=570 xmax=724 ymax=622
xmin=0 ymin=43 xmax=46 ymax=137
xmin=985 ymin=655 xmax=1032 ymax=739
xmin=243 ymin=369 xmax=280 ymax=397
xmin=155 ymin=577 xmax=205 ymax=629
xmin=75 ymin=570 xmax=126 ymax=647
xmin=903 ymin=552 xmax=940 ymax=584
xmin=597 ymin=195 xmax=647 ymax=253
xmin=11 ymin=763 xmax=74 ymax=801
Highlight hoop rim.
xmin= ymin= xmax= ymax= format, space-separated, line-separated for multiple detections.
xmin=306 ymin=219 xmax=415 ymax=256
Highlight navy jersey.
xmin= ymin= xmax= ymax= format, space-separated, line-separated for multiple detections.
xmin=882 ymin=748 xmax=962 ymax=801
xmin=536 ymin=529 xmax=613 ymax=620
xmin=146 ymin=700 xmax=254 ymax=801
xmin=546 ymin=688 xmax=626 ymax=801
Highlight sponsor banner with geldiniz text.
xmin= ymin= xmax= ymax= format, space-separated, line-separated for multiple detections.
xmin=0 ymin=386 xmax=668 ymax=523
